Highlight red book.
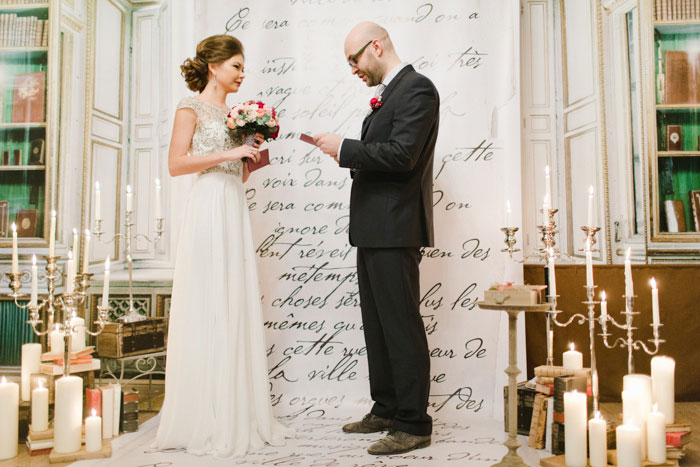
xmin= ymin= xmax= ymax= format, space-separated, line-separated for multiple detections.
xmin=53 ymin=355 xmax=93 ymax=366
xmin=86 ymin=387 xmax=101 ymax=417
xmin=666 ymin=431 xmax=690 ymax=447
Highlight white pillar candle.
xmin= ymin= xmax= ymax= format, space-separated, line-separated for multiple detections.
xmin=69 ymin=314 xmax=85 ymax=352
xmin=94 ymin=181 xmax=101 ymax=221
xmin=11 ymin=223 xmax=18 ymax=274
xmin=71 ymin=228 xmax=79 ymax=264
xmin=647 ymin=404 xmax=666 ymax=463
xmin=588 ymin=411 xmax=607 ymax=467
xmin=650 ymin=278 xmax=660 ymax=328
xmin=48 ymin=210 xmax=56 ymax=258
xmin=564 ymin=390 xmax=587 ymax=467
xmin=547 ymin=250 xmax=557 ymax=297
xmin=65 ymin=250 xmax=75 ymax=294
xmin=563 ymin=342 xmax=583 ymax=370
xmin=600 ymin=291 xmax=607 ymax=319
xmin=30 ymin=255 xmax=38 ymax=307
xmin=54 ymin=375 xmax=82 ymax=453
xmin=0 ymin=377 xmax=19 ymax=460
xmin=616 ymin=424 xmax=642 ymax=467
xmin=49 ymin=324 xmax=63 ymax=354
xmin=31 ymin=379 xmax=48 ymax=432
xmin=82 ymin=229 xmax=91 ymax=274
xmin=623 ymin=374 xmax=652 ymax=458
xmin=85 ymin=409 xmax=102 ymax=452
xmin=155 ymin=178 xmax=162 ymax=219
xmin=651 ymin=355 xmax=675 ymax=424
xmin=545 ymin=165 xmax=552 ymax=209
xmin=101 ymin=258 xmax=110 ymax=309
xmin=587 ymin=185 xmax=594 ymax=227
xmin=624 ymin=248 xmax=634 ymax=297
xmin=126 ymin=185 xmax=133 ymax=212
xmin=585 ymin=238 xmax=594 ymax=288
xmin=20 ymin=343 xmax=41 ymax=401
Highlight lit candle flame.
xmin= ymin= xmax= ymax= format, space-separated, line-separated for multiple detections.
xmin=91 ymin=408 xmax=96 ymax=417
xmin=601 ymin=291 xmax=606 ymax=301
xmin=626 ymin=247 xmax=631 ymax=261
xmin=569 ymin=342 xmax=575 ymax=351
xmin=652 ymin=403 xmax=658 ymax=412
xmin=38 ymin=379 xmax=43 ymax=389
xmin=650 ymin=277 xmax=657 ymax=289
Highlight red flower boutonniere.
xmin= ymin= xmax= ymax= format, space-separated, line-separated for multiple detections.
xmin=369 ymin=96 xmax=383 ymax=111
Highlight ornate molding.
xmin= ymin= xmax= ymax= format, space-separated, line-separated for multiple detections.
xmin=61 ymin=11 xmax=84 ymax=32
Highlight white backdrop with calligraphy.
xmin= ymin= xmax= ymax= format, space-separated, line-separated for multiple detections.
xmin=169 ymin=0 xmax=524 ymax=422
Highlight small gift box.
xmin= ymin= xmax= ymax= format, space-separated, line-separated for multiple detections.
xmin=483 ymin=283 xmax=546 ymax=306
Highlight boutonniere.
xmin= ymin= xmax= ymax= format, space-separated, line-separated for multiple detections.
xmin=369 ymin=96 xmax=383 ymax=111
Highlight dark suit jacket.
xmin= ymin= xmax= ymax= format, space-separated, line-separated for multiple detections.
xmin=339 ymin=65 xmax=439 ymax=248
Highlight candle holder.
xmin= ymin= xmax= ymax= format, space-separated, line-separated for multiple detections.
xmin=93 ymin=210 xmax=164 ymax=322
xmin=600 ymin=294 xmax=664 ymax=374
xmin=500 ymin=227 xmax=520 ymax=257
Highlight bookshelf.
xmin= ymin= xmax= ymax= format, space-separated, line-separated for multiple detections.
xmin=648 ymin=0 xmax=700 ymax=241
xmin=0 ymin=1 xmax=50 ymax=242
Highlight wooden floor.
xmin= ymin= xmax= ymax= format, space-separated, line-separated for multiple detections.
xmin=2 ymin=386 xmax=697 ymax=466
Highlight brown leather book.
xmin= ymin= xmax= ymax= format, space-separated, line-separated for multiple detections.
xmin=690 ymin=190 xmax=700 ymax=231
xmin=11 ymin=71 xmax=45 ymax=123
xmin=665 ymin=50 xmax=691 ymax=104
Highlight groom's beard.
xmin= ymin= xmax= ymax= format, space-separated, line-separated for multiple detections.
xmin=362 ymin=58 xmax=383 ymax=87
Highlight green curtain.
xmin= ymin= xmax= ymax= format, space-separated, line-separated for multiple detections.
xmin=0 ymin=300 xmax=38 ymax=366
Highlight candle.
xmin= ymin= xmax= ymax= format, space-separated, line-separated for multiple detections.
xmin=624 ymin=248 xmax=634 ymax=297
xmin=65 ymin=250 xmax=75 ymax=294
xmin=101 ymin=258 xmax=110 ymax=309
xmin=650 ymin=278 xmax=660 ymax=328
xmin=71 ymin=228 xmax=79 ymax=263
xmin=545 ymin=165 xmax=552 ymax=209
xmin=94 ymin=181 xmax=101 ymax=221
xmin=600 ymin=291 xmax=607 ymax=319
xmin=70 ymin=314 xmax=85 ymax=352
xmin=563 ymin=342 xmax=583 ymax=370
xmin=588 ymin=411 xmax=607 ymax=467
xmin=49 ymin=324 xmax=63 ymax=354
xmin=616 ymin=424 xmax=642 ymax=467
xmin=85 ymin=409 xmax=102 ymax=452
xmin=20 ymin=343 xmax=41 ymax=401
xmin=564 ymin=390 xmax=587 ymax=467
xmin=647 ymin=404 xmax=666 ymax=463
xmin=542 ymin=196 xmax=549 ymax=225
xmin=54 ymin=375 xmax=82 ymax=453
xmin=505 ymin=199 xmax=511 ymax=226
xmin=11 ymin=223 xmax=18 ymax=274
xmin=82 ymin=229 xmax=91 ymax=274
xmin=30 ymin=255 xmax=37 ymax=307
xmin=585 ymin=238 xmax=593 ymax=288
xmin=623 ymin=374 xmax=652 ymax=458
xmin=126 ymin=185 xmax=133 ymax=212
xmin=547 ymin=249 xmax=557 ymax=297
xmin=155 ymin=178 xmax=162 ymax=219
xmin=651 ymin=356 xmax=675 ymax=424
xmin=48 ymin=210 xmax=56 ymax=258
xmin=31 ymin=379 xmax=48 ymax=432
xmin=587 ymin=185 xmax=594 ymax=227
xmin=0 ymin=377 xmax=19 ymax=460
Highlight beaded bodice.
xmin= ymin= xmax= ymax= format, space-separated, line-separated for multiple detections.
xmin=176 ymin=96 xmax=243 ymax=177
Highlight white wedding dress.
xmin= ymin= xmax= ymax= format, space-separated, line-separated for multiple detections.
xmin=154 ymin=96 xmax=293 ymax=457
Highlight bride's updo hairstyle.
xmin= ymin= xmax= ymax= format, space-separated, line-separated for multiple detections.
xmin=180 ymin=34 xmax=244 ymax=92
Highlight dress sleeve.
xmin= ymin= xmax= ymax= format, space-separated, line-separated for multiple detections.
xmin=176 ymin=96 xmax=199 ymax=114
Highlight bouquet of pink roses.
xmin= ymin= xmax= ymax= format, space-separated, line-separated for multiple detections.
xmin=226 ymin=100 xmax=280 ymax=143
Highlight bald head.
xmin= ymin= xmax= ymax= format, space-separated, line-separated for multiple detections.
xmin=344 ymin=22 xmax=401 ymax=87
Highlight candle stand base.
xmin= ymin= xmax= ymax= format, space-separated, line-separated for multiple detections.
xmin=48 ymin=439 xmax=112 ymax=463
xmin=539 ymin=452 xmax=678 ymax=467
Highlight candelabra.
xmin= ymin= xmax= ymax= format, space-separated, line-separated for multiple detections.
xmin=93 ymin=209 xmax=164 ymax=322
xmin=600 ymin=295 xmax=664 ymax=374
xmin=5 ymin=262 xmax=109 ymax=376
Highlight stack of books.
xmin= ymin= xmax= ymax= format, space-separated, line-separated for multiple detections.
xmin=40 ymin=346 xmax=100 ymax=375
xmin=25 ymin=425 xmax=53 ymax=456
xmin=533 ymin=365 xmax=591 ymax=396
xmin=86 ymin=383 xmax=122 ymax=439
xmin=666 ymin=422 xmax=692 ymax=463
xmin=121 ymin=388 xmax=139 ymax=433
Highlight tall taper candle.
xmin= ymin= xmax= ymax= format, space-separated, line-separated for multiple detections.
xmin=624 ymin=248 xmax=634 ymax=297
xmin=65 ymin=250 xmax=75 ymax=294
xmin=155 ymin=178 xmax=162 ymax=219
xmin=82 ymin=229 xmax=91 ymax=274
xmin=0 ymin=377 xmax=19 ymax=459
xmin=587 ymin=185 xmax=594 ymax=227
xmin=547 ymin=249 xmax=557 ymax=297
xmin=505 ymin=199 xmax=511 ymax=226
xmin=600 ymin=291 xmax=607 ymax=319
xmin=126 ymin=185 xmax=133 ymax=212
xmin=585 ymin=238 xmax=593 ymax=288
xmin=545 ymin=165 xmax=552 ymax=209
xmin=20 ymin=343 xmax=41 ymax=401
xmin=71 ymin=228 xmax=79 ymax=263
xmin=588 ymin=411 xmax=607 ymax=467
xmin=48 ymin=210 xmax=56 ymax=258
xmin=650 ymin=278 xmax=660 ymax=328
xmin=651 ymin=356 xmax=675 ymax=423
xmin=564 ymin=390 xmax=587 ymax=467
xmin=30 ymin=255 xmax=37 ymax=306
xmin=54 ymin=376 xmax=82 ymax=453
xmin=94 ymin=181 xmax=101 ymax=221
xmin=101 ymin=257 xmax=110 ymax=308
xmin=31 ymin=379 xmax=48 ymax=432
xmin=11 ymin=223 xmax=18 ymax=274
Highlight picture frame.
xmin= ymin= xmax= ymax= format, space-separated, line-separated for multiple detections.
xmin=690 ymin=190 xmax=700 ymax=232
xmin=15 ymin=209 xmax=38 ymax=237
xmin=29 ymin=138 xmax=45 ymax=165
xmin=667 ymin=125 xmax=683 ymax=151
xmin=0 ymin=201 xmax=9 ymax=237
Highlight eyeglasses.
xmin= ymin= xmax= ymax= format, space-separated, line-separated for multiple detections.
xmin=348 ymin=40 xmax=373 ymax=67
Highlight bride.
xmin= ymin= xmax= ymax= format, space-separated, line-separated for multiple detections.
xmin=153 ymin=34 xmax=293 ymax=457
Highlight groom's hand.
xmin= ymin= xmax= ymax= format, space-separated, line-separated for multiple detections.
xmin=314 ymin=133 xmax=342 ymax=160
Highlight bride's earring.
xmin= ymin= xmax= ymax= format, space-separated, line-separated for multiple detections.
xmin=212 ymin=73 xmax=217 ymax=89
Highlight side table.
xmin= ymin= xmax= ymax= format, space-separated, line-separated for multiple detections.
xmin=98 ymin=351 xmax=166 ymax=411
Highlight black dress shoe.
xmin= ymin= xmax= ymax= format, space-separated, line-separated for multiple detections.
xmin=342 ymin=413 xmax=393 ymax=433
xmin=367 ymin=430 xmax=431 ymax=455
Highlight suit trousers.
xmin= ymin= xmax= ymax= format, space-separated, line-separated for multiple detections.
xmin=356 ymin=246 xmax=432 ymax=436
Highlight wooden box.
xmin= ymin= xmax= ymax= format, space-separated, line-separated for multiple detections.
xmin=96 ymin=318 xmax=168 ymax=358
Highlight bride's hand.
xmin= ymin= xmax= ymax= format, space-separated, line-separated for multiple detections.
xmin=226 ymin=145 xmax=259 ymax=163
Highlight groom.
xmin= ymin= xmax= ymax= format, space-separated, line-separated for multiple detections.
xmin=314 ymin=21 xmax=439 ymax=455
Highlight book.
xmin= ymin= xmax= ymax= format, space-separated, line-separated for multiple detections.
xmin=25 ymin=438 xmax=52 ymax=456
xmin=527 ymin=393 xmax=548 ymax=449
xmin=86 ymin=387 xmax=101 ymax=418
xmin=667 ymin=124 xmax=683 ymax=151
xmin=40 ymin=359 xmax=100 ymax=375
xmin=11 ymin=71 xmax=45 ymax=123
xmin=664 ymin=199 xmax=687 ymax=232
xmin=111 ymin=383 xmax=121 ymax=436
xmin=15 ymin=209 xmax=38 ymax=237
xmin=28 ymin=425 xmax=53 ymax=441
xmin=100 ymin=385 xmax=113 ymax=439
xmin=42 ymin=346 xmax=95 ymax=361
xmin=534 ymin=365 xmax=591 ymax=379
xmin=666 ymin=50 xmax=691 ymax=104
xmin=52 ymin=356 xmax=93 ymax=366
xmin=666 ymin=422 xmax=692 ymax=433
xmin=666 ymin=430 xmax=690 ymax=447
xmin=535 ymin=382 xmax=553 ymax=395
xmin=247 ymin=148 xmax=270 ymax=173
xmin=690 ymin=190 xmax=700 ymax=231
